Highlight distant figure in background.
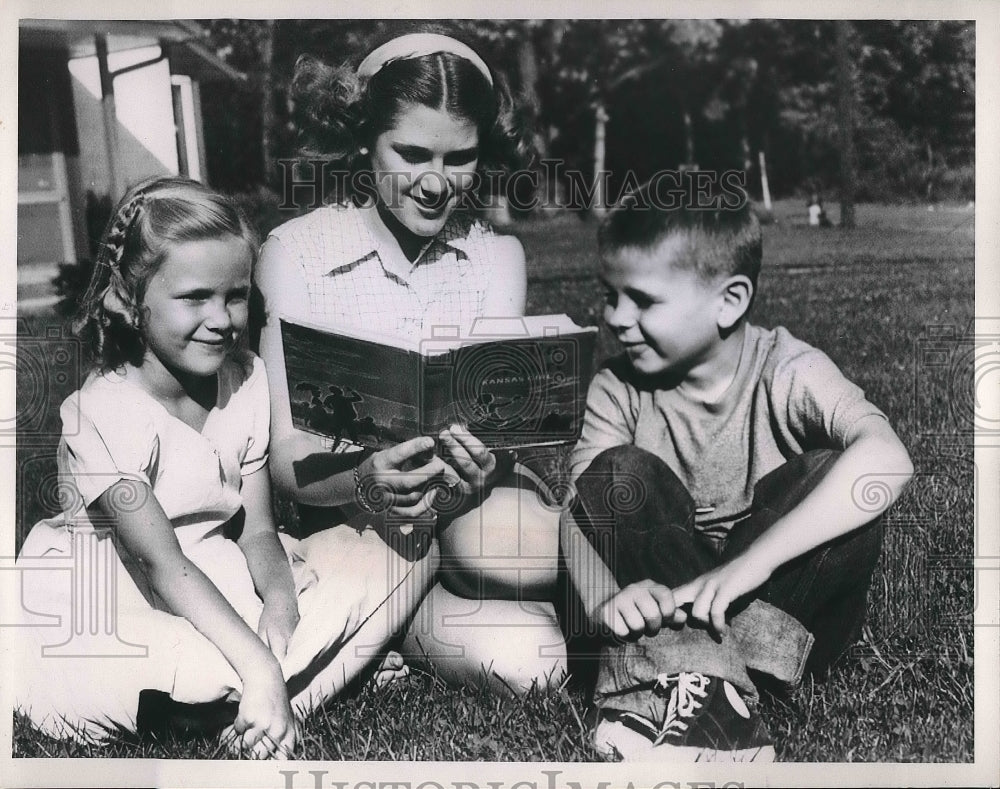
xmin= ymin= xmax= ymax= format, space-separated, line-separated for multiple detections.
xmin=807 ymin=192 xmax=831 ymax=227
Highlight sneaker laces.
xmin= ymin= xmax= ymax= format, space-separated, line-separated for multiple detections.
xmin=651 ymin=672 xmax=710 ymax=745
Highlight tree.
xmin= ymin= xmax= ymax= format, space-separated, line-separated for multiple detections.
xmin=528 ymin=20 xmax=724 ymax=214
xmin=857 ymin=20 xmax=974 ymax=200
xmin=260 ymin=20 xmax=277 ymax=185
xmin=707 ymin=19 xmax=973 ymax=203
xmin=834 ymin=20 xmax=858 ymax=227
xmin=197 ymin=18 xmax=974 ymax=207
xmin=202 ymin=19 xmax=397 ymax=191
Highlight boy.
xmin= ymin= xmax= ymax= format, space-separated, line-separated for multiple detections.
xmin=561 ymin=180 xmax=913 ymax=762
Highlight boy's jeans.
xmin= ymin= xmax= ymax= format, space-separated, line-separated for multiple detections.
xmin=563 ymin=446 xmax=883 ymax=716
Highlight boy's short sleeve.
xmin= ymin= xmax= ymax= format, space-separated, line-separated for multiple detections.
xmin=772 ymin=341 xmax=887 ymax=449
xmin=569 ymin=360 xmax=638 ymax=481
xmin=59 ymin=387 xmax=159 ymax=508
xmin=241 ymin=354 xmax=272 ymax=476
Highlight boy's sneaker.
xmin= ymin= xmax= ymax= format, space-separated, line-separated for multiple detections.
xmin=592 ymin=672 xmax=776 ymax=762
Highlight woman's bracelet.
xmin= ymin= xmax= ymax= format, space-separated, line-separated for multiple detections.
xmin=354 ymin=464 xmax=380 ymax=514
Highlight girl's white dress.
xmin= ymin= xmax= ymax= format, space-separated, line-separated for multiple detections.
xmin=13 ymin=352 xmax=427 ymax=741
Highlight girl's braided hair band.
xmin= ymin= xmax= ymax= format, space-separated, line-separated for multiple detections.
xmin=102 ymin=191 xmax=146 ymax=270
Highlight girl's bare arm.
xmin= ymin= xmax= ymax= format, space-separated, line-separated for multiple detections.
xmin=97 ymin=480 xmax=295 ymax=756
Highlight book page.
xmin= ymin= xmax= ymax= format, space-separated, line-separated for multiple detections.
xmin=420 ymin=314 xmax=595 ymax=354
xmin=283 ymin=313 xmax=595 ymax=355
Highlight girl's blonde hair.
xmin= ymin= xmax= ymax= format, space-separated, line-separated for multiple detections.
xmin=75 ymin=176 xmax=259 ymax=370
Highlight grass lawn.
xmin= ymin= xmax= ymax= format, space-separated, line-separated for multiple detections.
xmin=11 ymin=199 xmax=976 ymax=762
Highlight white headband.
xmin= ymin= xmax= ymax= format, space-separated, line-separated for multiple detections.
xmin=357 ymin=33 xmax=494 ymax=87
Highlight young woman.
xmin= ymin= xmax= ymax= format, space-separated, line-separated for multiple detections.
xmin=256 ymin=32 xmax=567 ymax=692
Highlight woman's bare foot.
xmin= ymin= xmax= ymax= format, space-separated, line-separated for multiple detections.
xmin=372 ymin=650 xmax=410 ymax=688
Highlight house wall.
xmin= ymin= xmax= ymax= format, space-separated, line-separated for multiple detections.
xmin=18 ymin=33 xmax=216 ymax=279
xmin=68 ymin=44 xmax=180 ymax=201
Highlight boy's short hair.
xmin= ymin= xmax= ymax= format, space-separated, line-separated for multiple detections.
xmin=598 ymin=178 xmax=762 ymax=292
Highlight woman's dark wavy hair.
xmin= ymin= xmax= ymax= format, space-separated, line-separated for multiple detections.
xmin=291 ymin=29 xmax=536 ymax=206
xmin=74 ymin=176 xmax=259 ymax=371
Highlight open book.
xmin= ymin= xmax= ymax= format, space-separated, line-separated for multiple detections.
xmin=280 ymin=314 xmax=598 ymax=449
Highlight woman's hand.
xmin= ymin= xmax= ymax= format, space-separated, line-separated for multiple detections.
xmin=257 ymin=595 xmax=300 ymax=660
xmin=237 ymin=470 xmax=301 ymax=661
xmin=223 ymin=661 xmax=297 ymax=759
xmin=436 ymin=425 xmax=513 ymax=511
xmin=356 ymin=436 xmax=452 ymax=520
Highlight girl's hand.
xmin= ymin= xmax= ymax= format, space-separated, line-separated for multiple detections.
xmin=357 ymin=436 xmax=451 ymax=520
xmin=436 ymin=424 xmax=511 ymax=508
xmin=257 ymin=595 xmax=300 ymax=660
xmin=593 ymin=579 xmax=687 ymax=640
xmin=223 ymin=662 xmax=296 ymax=760
xmin=100 ymin=480 xmax=296 ymax=758
xmin=671 ymin=554 xmax=773 ymax=637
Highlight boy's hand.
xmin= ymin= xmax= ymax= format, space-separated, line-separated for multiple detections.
xmin=257 ymin=595 xmax=300 ymax=660
xmin=671 ymin=555 xmax=773 ymax=636
xmin=594 ymin=580 xmax=687 ymax=639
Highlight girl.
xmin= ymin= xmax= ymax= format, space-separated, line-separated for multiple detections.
xmin=257 ymin=31 xmax=567 ymax=692
xmin=14 ymin=177 xmax=425 ymax=757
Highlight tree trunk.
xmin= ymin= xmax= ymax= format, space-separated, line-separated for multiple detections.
xmin=834 ymin=20 xmax=857 ymax=228
xmin=925 ymin=141 xmax=935 ymax=201
xmin=758 ymin=151 xmax=772 ymax=212
xmin=260 ymin=20 xmax=277 ymax=188
xmin=592 ymin=103 xmax=609 ymax=218
xmin=517 ymin=34 xmax=540 ymax=118
xmin=683 ymin=109 xmax=695 ymax=166
xmin=517 ymin=31 xmax=565 ymax=215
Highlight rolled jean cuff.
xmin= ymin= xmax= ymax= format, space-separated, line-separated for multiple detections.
xmin=731 ymin=600 xmax=814 ymax=688
xmin=594 ymin=600 xmax=814 ymax=716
